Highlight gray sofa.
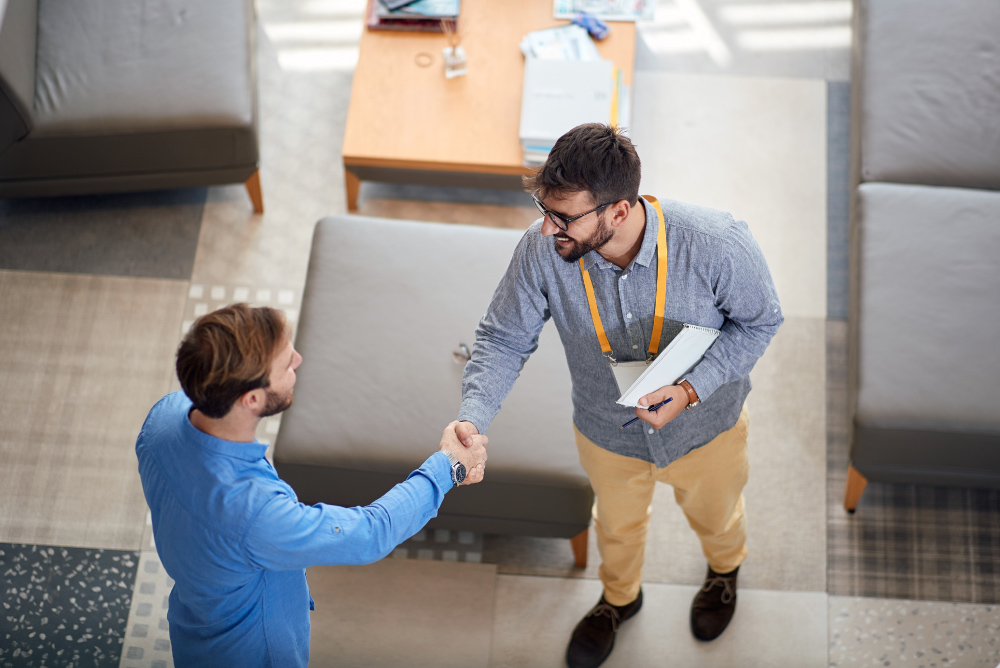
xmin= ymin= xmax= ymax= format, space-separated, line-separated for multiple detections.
xmin=273 ymin=216 xmax=595 ymax=567
xmin=0 ymin=0 xmax=262 ymax=211
xmin=844 ymin=0 xmax=1000 ymax=510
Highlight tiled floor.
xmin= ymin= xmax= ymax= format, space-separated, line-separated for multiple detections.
xmin=1 ymin=0 xmax=999 ymax=666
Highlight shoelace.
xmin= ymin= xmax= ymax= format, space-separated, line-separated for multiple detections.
xmin=701 ymin=573 xmax=736 ymax=605
xmin=586 ymin=602 xmax=623 ymax=633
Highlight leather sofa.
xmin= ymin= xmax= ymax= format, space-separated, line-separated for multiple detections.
xmin=0 ymin=0 xmax=262 ymax=211
xmin=844 ymin=0 xmax=1000 ymax=510
xmin=273 ymin=216 xmax=595 ymax=567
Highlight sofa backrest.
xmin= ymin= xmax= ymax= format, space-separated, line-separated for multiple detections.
xmin=0 ymin=0 xmax=37 ymax=156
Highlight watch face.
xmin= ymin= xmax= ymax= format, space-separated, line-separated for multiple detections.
xmin=454 ymin=463 xmax=466 ymax=485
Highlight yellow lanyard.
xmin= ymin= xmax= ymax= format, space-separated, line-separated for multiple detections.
xmin=579 ymin=195 xmax=668 ymax=364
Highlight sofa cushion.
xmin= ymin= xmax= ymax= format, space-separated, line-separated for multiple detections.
xmin=0 ymin=0 xmax=37 ymax=155
xmin=0 ymin=0 xmax=257 ymax=182
xmin=854 ymin=0 xmax=1000 ymax=189
xmin=854 ymin=182 xmax=1000 ymax=433
xmin=274 ymin=216 xmax=593 ymax=537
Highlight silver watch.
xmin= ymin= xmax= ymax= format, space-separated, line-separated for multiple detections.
xmin=444 ymin=451 xmax=467 ymax=487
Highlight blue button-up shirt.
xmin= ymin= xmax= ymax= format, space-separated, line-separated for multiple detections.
xmin=459 ymin=196 xmax=783 ymax=467
xmin=135 ymin=391 xmax=453 ymax=667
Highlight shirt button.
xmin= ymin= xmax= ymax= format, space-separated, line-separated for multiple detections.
xmin=621 ymin=275 xmax=627 ymax=280
xmin=648 ymin=428 xmax=655 ymax=435
xmin=632 ymin=344 xmax=638 ymax=350
xmin=334 ymin=527 xmax=341 ymax=533
xmin=626 ymin=313 xmax=632 ymax=319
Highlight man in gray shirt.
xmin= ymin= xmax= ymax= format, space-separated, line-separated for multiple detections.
xmin=455 ymin=123 xmax=783 ymax=668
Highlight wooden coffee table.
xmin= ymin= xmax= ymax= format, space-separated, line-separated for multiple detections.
xmin=342 ymin=0 xmax=635 ymax=210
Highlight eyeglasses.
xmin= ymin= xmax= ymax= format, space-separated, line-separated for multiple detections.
xmin=532 ymin=192 xmax=613 ymax=231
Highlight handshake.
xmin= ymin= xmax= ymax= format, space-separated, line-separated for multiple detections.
xmin=438 ymin=420 xmax=489 ymax=486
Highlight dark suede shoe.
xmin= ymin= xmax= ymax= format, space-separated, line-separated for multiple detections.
xmin=690 ymin=565 xmax=739 ymax=641
xmin=566 ymin=589 xmax=643 ymax=668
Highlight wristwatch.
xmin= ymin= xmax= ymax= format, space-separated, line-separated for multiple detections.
xmin=444 ymin=451 xmax=467 ymax=487
xmin=678 ymin=378 xmax=700 ymax=410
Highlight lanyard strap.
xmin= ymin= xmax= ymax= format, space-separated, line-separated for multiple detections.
xmin=579 ymin=195 xmax=668 ymax=363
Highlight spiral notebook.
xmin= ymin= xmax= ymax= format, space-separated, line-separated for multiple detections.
xmin=616 ymin=323 xmax=721 ymax=408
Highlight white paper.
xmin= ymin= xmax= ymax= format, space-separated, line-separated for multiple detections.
xmin=611 ymin=360 xmax=648 ymax=394
xmin=616 ymin=324 xmax=720 ymax=407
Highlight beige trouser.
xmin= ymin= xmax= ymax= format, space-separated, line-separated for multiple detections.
xmin=574 ymin=406 xmax=750 ymax=606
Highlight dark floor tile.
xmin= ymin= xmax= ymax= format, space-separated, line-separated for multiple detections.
xmin=0 ymin=543 xmax=138 ymax=667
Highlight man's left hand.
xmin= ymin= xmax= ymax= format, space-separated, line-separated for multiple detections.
xmin=635 ymin=384 xmax=689 ymax=429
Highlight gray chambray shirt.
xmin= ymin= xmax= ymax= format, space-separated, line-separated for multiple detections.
xmin=458 ymin=196 xmax=784 ymax=468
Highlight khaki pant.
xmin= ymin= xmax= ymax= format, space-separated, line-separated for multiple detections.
xmin=574 ymin=406 xmax=750 ymax=606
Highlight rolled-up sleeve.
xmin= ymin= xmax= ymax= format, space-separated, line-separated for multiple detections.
xmin=686 ymin=220 xmax=784 ymax=401
xmin=243 ymin=452 xmax=453 ymax=571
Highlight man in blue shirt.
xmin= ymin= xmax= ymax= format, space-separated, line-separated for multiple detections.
xmin=136 ymin=303 xmax=488 ymax=667
xmin=455 ymin=124 xmax=783 ymax=668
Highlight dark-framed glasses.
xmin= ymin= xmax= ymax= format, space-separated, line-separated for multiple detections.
xmin=532 ymin=192 xmax=613 ymax=231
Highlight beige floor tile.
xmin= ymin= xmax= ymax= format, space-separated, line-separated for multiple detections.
xmin=306 ymin=557 xmax=497 ymax=668
xmin=0 ymin=271 xmax=187 ymax=550
xmin=491 ymin=574 xmax=828 ymax=667
xmin=640 ymin=316 xmax=827 ymax=592
xmin=632 ymin=71 xmax=827 ymax=319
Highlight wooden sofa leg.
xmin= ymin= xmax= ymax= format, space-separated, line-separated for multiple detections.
xmin=844 ymin=465 xmax=868 ymax=513
xmin=245 ymin=170 xmax=264 ymax=213
xmin=570 ymin=528 xmax=588 ymax=569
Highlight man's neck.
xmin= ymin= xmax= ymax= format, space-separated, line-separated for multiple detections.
xmin=598 ymin=198 xmax=647 ymax=269
xmin=189 ymin=408 xmax=260 ymax=444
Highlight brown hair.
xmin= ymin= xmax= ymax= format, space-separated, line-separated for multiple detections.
xmin=523 ymin=123 xmax=641 ymax=207
xmin=176 ymin=304 xmax=288 ymax=419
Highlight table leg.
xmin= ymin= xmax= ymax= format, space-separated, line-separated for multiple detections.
xmin=345 ymin=167 xmax=361 ymax=212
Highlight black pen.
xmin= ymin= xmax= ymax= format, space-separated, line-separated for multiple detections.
xmin=620 ymin=397 xmax=673 ymax=429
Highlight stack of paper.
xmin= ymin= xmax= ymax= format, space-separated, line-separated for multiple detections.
xmin=366 ymin=0 xmax=459 ymax=32
xmin=518 ymin=26 xmax=631 ymax=167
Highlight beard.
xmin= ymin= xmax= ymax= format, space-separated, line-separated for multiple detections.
xmin=260 ymin=387 xmax=293 ymax=417
xmin=555 ymin=213 xmax=615 ymax=263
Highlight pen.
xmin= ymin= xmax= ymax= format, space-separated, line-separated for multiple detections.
xmin=620 ymin=397 xmax=673 ymax=429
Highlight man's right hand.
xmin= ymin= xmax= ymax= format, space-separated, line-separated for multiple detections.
xmin=455 ymin=421 xmax=480 ymax=449
xmin=440 ymin=421 xmax=488 ymax=486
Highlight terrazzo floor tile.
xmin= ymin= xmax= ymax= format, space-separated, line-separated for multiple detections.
xmin=0 ymin=543 xmax=137 ymax=667
xmin=829 ymin=595 xmax=1000 ymax=667
xmin=306 ymin=557 xmax=496 ymax=667
xmin=0 ymin=271 xmax=188 ymax=550
xmin=631 ymin=71 xmax=828 ymax=320
xmin=490 ymin=574 xmax=829 ymax=667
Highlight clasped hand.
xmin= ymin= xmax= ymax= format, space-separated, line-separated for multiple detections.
xmin=440 ymin=421 xmax=488 ymax=485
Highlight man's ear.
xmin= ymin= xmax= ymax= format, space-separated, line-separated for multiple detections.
xmin=609 ymin=200 xmax=631 ymax=228
xmin=239 ymin=388 xmax=265 ymax=413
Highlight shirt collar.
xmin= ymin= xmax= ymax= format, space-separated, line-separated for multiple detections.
xmin=182 ymin=407 xmax=268 ymax=462
xmin=583 ymin=197 xmax=658 ymax=271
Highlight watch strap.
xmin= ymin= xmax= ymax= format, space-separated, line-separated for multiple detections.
xmin=443 ymin=451 xmax=461 ymax=487
xmin=678 ymin=378 xmax=700 ymax=409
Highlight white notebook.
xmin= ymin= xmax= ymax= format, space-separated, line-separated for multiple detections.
xmin=616 ymin=323 xmax=721 ymax=408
